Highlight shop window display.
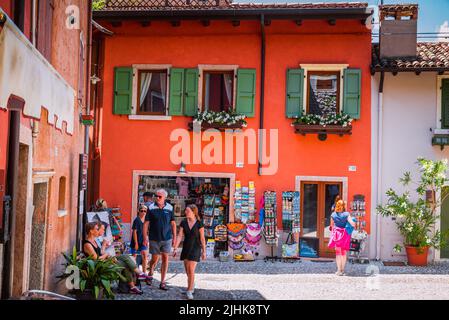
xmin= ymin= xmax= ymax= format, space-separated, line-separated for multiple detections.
xmin=137 ymin=175 xmax=230 ymax=258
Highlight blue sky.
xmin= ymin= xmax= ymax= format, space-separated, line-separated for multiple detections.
xmin=237 ymin=0 xmax=449 ymax=42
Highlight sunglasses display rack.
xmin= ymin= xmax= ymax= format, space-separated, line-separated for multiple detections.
xmin=349 ymin=194 xmax=369 ymax=264
xmin=282 ymin=191 xmax=301 ymax=233
xmin=263 ymin=191 xmax=280 ymax=262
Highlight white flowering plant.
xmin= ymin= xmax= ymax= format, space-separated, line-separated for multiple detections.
xmin=377 ymin=158 xmax=449 ymax=252
xmin=292 ymin=112 xmax=353 ymax=127
xmin=193 ymin=110 xmax=247 ymax=127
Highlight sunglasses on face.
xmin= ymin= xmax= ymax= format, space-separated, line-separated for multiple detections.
xmin=139 ymin=210 xmax=147 ymax=213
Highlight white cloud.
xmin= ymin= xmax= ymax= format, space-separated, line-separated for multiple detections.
xmin=438 ymin=21 xmax=449 ymax=42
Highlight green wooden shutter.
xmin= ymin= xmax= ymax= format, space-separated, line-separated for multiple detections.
xmin=441 ymin=79 xmax=449 ymax=129
xmin=113 ymin=67 xmax=133 ymax=115
xmin=236 ymin=69 xmax=256 ymax=117
xmin=286 ymin=68 xmax=304 ymax=118
xmin=343 ymin=68 xmax=361 ymax=119
xmin=168 ymin=68 xmax=185 ymax=116
xmin=184 ymin=68 xmax=199 ymax=116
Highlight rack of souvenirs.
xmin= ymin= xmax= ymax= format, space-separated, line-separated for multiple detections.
xmin=225 ymin=222 xmax=257 ymax=262
xmin=282 ymin=191 xmax=300 ymax=233
xmin=234 ymin=181 xmax=256 ymax=223
xmin=349 ymin=194 xmax=369 ymax=264
xmin=263 ymin=191 xmax=280 ymax=262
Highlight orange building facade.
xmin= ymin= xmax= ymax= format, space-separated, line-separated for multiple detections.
xmin=92 ymin=2 xmax=373 ymax=259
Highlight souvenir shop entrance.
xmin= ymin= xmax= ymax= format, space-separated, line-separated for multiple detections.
xmin=132 ymin=171 xmax=235 ymax=259
xmin=300 ymin=180 xmax=343 ymax=258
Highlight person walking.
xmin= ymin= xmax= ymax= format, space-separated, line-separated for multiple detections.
xmin=142 ymin=192 xmax=155 ymax=210
xmin=131 ymin=205 xmax=149 ymax=276
xmin=143 ymin=189 xmax=176 ymax=290
xmin=173 ymin=204 xmax=206 ymax=300
xmin=328 ymin=200 xmax=356 ymax=276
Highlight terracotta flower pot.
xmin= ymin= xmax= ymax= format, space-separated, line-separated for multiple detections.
xmin=405 ymin=245 xmax=429 ymax=266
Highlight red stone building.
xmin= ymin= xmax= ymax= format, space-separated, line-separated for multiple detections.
xmin=0 ymin=0 xmax=92 ymax=298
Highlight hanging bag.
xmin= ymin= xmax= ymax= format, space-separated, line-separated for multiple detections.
xmin=282 ymin=232 xmax=299 ymax=258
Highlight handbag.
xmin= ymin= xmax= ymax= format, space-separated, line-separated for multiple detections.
xmin=282 ymin=233 xmax=299 ymax=258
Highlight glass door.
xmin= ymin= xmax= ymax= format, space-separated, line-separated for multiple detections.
xmin=301 ymin=181 xmax=342 ymax=257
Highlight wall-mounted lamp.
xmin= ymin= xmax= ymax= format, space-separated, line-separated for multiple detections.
xmin=177 ymin=162 xmax=187 ymax=175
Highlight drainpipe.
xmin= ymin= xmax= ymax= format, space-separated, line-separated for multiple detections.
xmin=79 ymin=0 xmax=93 ymax=248
xmin=375 ymin=71 xmax=385 ymax=261
xmin=258 ymin=14 xmax=266 ymax=176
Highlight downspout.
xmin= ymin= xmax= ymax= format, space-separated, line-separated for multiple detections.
xmin=79 ymin=0 xmax=93 ymax=248
xmin=375 ymin=71 xmax=385 ymax=261
xmin=258 ymin=14 xmax=266 ymax=176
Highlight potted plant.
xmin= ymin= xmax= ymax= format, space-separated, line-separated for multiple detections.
xmin=189 ymin=110 xmax=247 ymax=131
xmin=377 ymin=158 xmax=449 ymax=266
xmin=292 ymin=112 xmax=353 ymax=136
xmin=57 ymin=247 xmax=125 ymax=300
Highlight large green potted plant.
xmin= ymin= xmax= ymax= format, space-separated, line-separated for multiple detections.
xmin=57 ymin=247 xmax=125 ymax=300
xmin=377 ymin=158 xmax=449 ymax=266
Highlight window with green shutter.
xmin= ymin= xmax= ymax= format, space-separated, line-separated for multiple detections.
xmin=286 ymin=68 xmax=304 ymax=118
xmin=236 ymin=69 xmax=256 ymax=117
xmin=343 ymin=68 xmax=361 ymax=119
xmin=169 ymin=68 xmax=185 ymax=116
xmin=184 ymin=68 xmax=199 ymax=116
xmin=441 ymin=79 xmax=449 ymax=129
xmin=113 ymin=67 xmax=133 ymax=115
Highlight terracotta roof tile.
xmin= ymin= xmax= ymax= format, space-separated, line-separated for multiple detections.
xmin=101 ymin=0 xmax=368 ymax=11
xmin=371 ymin=42 xmax=449 ymax=72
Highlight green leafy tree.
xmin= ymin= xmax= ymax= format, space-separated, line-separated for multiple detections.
xmin=377 ymin=158 xmax=449 ymax=253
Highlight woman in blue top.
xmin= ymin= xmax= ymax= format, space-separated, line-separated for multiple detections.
xmin=329 ymin=200 xmax=356 ymax=276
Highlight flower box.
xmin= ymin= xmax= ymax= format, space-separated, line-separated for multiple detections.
xmin=293 ymin=123 xmax=352 ymax=136
xmin=188 ymin=121 xmax=245 ymax=131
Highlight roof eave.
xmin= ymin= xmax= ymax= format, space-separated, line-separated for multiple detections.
xmin=371 ymin=66 xmax=449 ymax=74
xmin=92 ymin=7 xmax=374 ymax=21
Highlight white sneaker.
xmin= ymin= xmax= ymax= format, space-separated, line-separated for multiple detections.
xmin=186 ymin=291 xmax=194 ymax=300
xmin=181 ymin=288 xmax=195 ymax=294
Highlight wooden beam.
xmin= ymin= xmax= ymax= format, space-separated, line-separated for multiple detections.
xmin=232 ymin=20 xmax=240 ymax=27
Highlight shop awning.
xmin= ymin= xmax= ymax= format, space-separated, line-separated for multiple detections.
xmin=0 ymin=10 xmax=76 ymax=134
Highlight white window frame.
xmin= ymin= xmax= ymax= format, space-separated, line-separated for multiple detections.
xmin=198 ymin=64 xmax=239 ymax=112
xmin=434 ymin=74 xmax=449 ymax=134
xmin=130 ymin=64 xmax=172 ymax=121
xmin=300 ymin=64 xmax=349 ymax=115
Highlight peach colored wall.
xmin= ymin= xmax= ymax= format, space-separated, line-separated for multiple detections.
xmin=96 ymin=19 xmax=372 ymax=233
xmin=0 ymin=0 xmax=89 ymax=294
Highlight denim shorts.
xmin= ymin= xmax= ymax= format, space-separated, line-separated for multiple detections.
xmin=130 ymin=245 xmax=148 ymax=255
xmin=149 ymin=240 xmax=172 ymax=255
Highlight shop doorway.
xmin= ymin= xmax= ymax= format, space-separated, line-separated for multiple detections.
xmin=440 ymin=187 xmax=449 ymax=259
xmin=134 ymin=171 xmax=235 ymax=259
xmin=28 ymin=182 xmax=48 ymax=290
xmin=300 ymin=181 xmax=342 ymax=258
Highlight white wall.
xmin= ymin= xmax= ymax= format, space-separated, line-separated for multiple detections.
xmin=372 ymin=72 xmax=449 ymax=261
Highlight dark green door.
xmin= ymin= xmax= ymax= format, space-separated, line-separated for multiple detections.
xmin=441 ymin=187 xmax=449 ymax=259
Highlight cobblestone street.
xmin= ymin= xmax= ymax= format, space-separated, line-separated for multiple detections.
xmin=116 ymin=260 xmax=449 ymax=300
